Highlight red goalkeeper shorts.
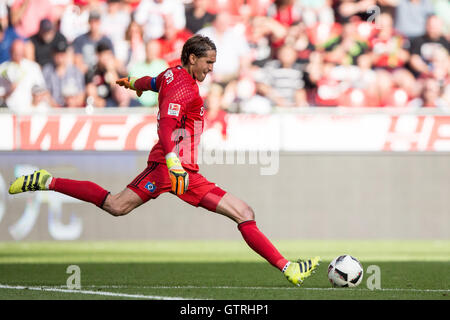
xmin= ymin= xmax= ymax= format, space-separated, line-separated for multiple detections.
xmin=127 ymin=161 xmax=226 ymax=212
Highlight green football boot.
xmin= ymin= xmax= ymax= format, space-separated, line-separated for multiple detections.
xmin=284 ymin=256 xmax=321 ymax=286
xmin=9 ymin=169 xmax=53 ymax=194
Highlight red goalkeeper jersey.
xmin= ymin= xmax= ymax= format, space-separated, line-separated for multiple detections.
xmin=136 ymin=66 xmax=205 ymax=172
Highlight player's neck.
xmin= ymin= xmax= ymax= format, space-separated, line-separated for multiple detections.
xmin=182 ymin=64 xmax=196 ymax=81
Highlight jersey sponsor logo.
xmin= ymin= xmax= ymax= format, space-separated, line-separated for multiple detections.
xmin=168 ymin=103 xmax=181 ymax=117
xmin=145 ymin=181 xmax=156 ymax=192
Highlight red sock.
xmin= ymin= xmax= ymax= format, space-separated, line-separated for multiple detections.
xmin=238 ymin=220 xmax=289 ymax=271
xmin=50 ymin=178 xmax=110 ymax=208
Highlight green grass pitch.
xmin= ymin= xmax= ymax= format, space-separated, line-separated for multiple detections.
xmin=0 ymin=240 xmax=448 ymax=300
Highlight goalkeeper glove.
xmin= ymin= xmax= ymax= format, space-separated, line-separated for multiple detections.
xmin=116 ymin=76 xmax=143 ymax=97
xmin=166 ymin=152 xmax=189 ymax=195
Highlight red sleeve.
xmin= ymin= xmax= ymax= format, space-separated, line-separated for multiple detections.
xmin=158 ymin=96 xmax=186 ymax=154
xmin=134 ymin=76 xmax=159 ymax=92
xmin=158 ymin=117 xmax=178 ymax=155
xmin=157 ymin=77 xmax=192 ymax=155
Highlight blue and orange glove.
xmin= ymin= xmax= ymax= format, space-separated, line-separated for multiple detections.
xmin=165 ymin=152 xmax=189 ymax=195
xmin=116 ymin=76 xmax=143 ymax=97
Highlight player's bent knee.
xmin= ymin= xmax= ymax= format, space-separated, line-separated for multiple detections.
xmin=240 ymin=205 xmax=255 ymax=222
xmin=109 ymin=206 xmax=129 ymax=217
xmin=104 ymin=197 xmax=133 ymax=217
xmin=112 ymin=202 xmax=134 ymax=217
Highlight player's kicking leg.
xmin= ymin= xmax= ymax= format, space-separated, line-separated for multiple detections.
xmin=8 ymin=169 xmax=143 ymax=217
xmin=214 ymin=192 xmax=320 ymax=286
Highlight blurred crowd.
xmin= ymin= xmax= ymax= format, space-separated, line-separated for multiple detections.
xmin=0 ymin=0 xmax=449 ymax=116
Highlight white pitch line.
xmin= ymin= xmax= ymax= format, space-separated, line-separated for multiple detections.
xmin=0 ymin=284 xmax=197 ymax=300
xmin=148 ymin=286 xmax=450 ymax=293
xmin=39 ymin=285 xmax=450 ymax=293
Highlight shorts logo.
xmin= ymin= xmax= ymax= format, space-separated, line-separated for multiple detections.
xmin=168 ymin=103 xmax=181 ymax=117
xmin=145 ymin=181 xmax=156 ymax=193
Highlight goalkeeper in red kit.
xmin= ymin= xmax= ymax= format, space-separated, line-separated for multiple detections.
xmin=9 ymin=35 xmax=319 ymax=286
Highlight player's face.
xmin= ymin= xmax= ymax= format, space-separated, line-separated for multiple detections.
xmin=191 ymin=50 xmax=216 ymax=82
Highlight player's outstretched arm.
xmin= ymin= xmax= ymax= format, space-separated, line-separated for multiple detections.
xmin=116 ymin=77 xmax=143 ymax=97
xmin=116 ymin=75 xmax=160 ymax=97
